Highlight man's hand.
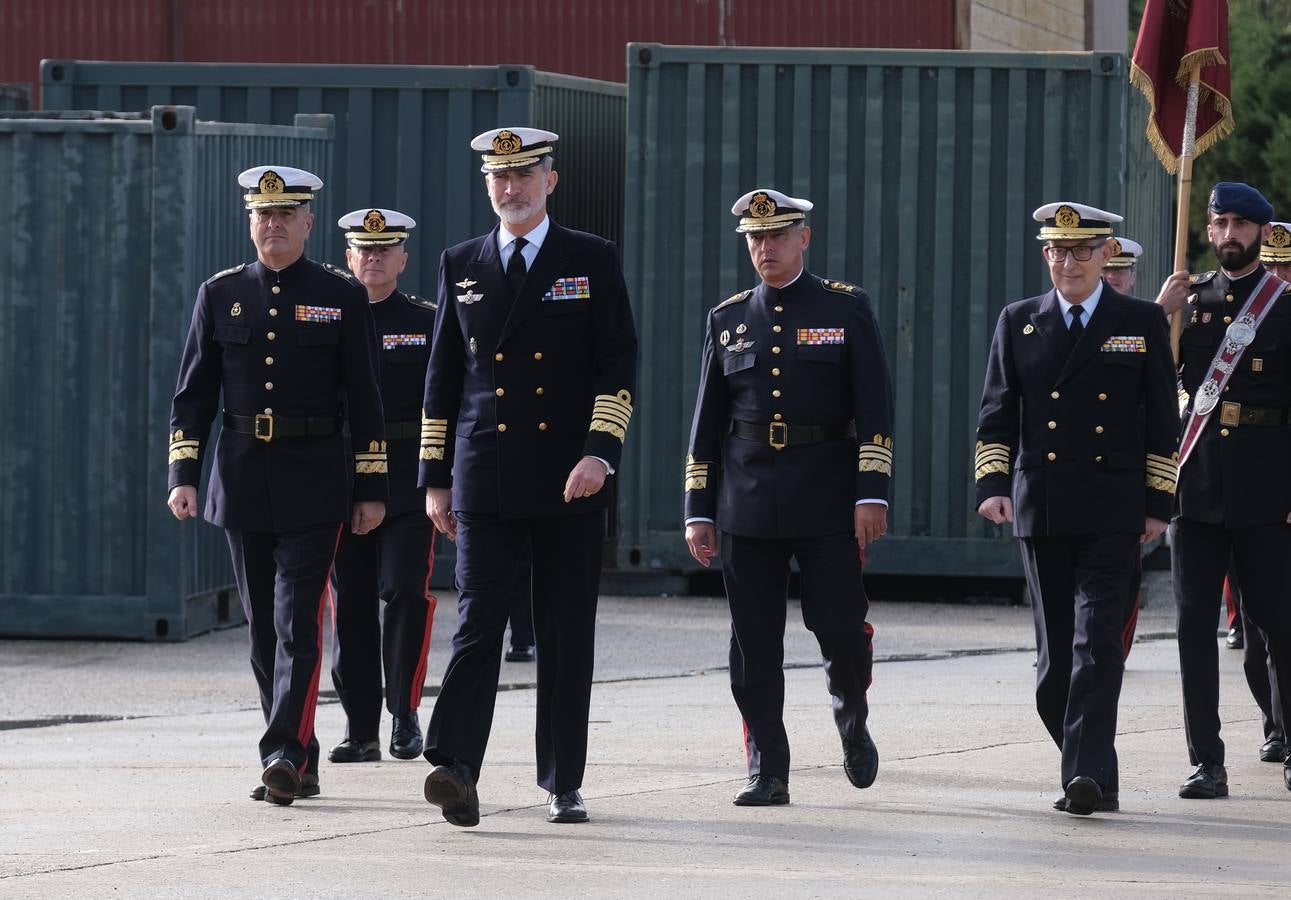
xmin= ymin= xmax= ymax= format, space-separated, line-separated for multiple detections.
xmin=855 ymin=502 xmax=887 ymax=549
xmin=426 ymin=488 xmax=455 ymax=540
xmin=1142 ymin=516 xmax=1168 ymax=544
xmin=168 ymin=485 xmax=199 ymax=520
xmin=563 ymin=456 xmax=608 ymax=503
xmin=978 ymin=496 xmax=1014 ymax=525
xmin=351 ymin=501 xmax=386 ymax=535
xmin=1154 ymin=270 xmax=1193 ymax=316
xmin=685 ymin=522 xmax=718 ymax=568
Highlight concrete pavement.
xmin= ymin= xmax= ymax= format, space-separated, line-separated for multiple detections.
xmin=1 ymin=570 xmax=1288 ymax=898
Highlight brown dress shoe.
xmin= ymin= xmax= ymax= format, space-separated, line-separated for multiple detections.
xmin=251 ymin=772 xmax=319 ymax=801
xmin=423 ymin=762 xmax=480 ymax=827
xmin=261 ymin=758 xmax=302 ymax=806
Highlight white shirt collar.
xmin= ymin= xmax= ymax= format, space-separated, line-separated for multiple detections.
xmin=1057 ymin=279 xmax=1104 ymax=324
xmin=766 ymin=267 xmax=805 ymax=290
xmin=498 ymin=215 xmax=550 ymax=255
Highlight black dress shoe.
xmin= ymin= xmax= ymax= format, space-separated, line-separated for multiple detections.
xmin=1259 ymin=738 xmax=1287 ymax=763
xmin=1063 ymin=776 xmax=1104 ymax=815
xmin=1053 ymin=790 xmax=1118 ymax=813
xmin=423 ymin=762 xmax=480 ymax=827
xmin=1179 ymin=762 xmax=1228 ymax=799
xmin=328 ymin=738 xmax=381 ymax=763
xmin=389 ymin=712 xmax=423 ymax=760
xmin=842 ymin=727 xmax=879 ymax=789
xmin=251 ymin=772 xmax=319 ymax=801
xmin=1226 ymin=625 xmax=1244 ymax=649
xmin=547 ymin=790 xmax=589 ymax=823
xmin=733 ymin=775 xmax=790 ymax=806
xmin=1284 ymin=762 xmax=1291 ymax=792
xmin=261 ymin=758 xmax=301 ymax=806
xmin=505 ymin=644 xmax=536 ymax=662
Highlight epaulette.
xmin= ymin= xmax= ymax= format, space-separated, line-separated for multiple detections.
xmin=1189 ymin=271 xmax=1216 ymax=285
xmin=205 ymin=263 xmax=246 ymax=284
xmin=405 ymin=292 xmax=439 ymax=311
xmin=323 ymin=261 xmax=358 ymax=283
xmin=715 ymin=289 xmax=752 ymax=310
xmin=822 ymin=278 xmax=860 ymax=295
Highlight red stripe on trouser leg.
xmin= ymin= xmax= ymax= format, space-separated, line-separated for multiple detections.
xmin=1223 ymin=577 xmax=1238 ymax=628
xmin=1121 ymin=592 xmax=1141 ymax=661
xmin=742 ymin=719 xmax=751 ymax=769
xmin=408 ymin=539 xmax=438 ymax=709
xmin=297 ymin=524 xmax=344 ymax=758
xmin=863 ymin=621 xmax=875 ymax=690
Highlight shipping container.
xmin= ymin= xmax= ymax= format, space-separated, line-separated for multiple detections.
xmin=41 ymin=61 xmax=626 ymax=290
xmin=2 ymin=0 xmax=958 ymax=97
xmin=619 ymin=44 xmax=1173 ymax=579
xmin=0 ymin=106 xmax=335 ymax=639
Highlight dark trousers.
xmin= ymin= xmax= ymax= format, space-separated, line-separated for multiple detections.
xmin=424 ymin=510 xmax=603 ymax=793
xmin=1021 ymin=533 xmax=1138 ymax=792
xmin=226 ymin=523 xmax=342 ymax=775
xmin=328 ymin=510 xmax=437 ymax=741
xmin=508 ymin=547 xmax=535 ymax=649
xmin=719 ymin=530 xmax=873 ymax=781
xmin=1172 ymin=519 xmax=1291 ymax=765
xmin=1225 ymin=563 xmax=1283 ymax=744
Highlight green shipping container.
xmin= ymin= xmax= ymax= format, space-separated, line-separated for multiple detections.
xmin=619 ymin=45 xmax=1173 ymax=578
xmin=0 ymin=106 xmax=335 ymax=639
xmin=40 ymin=61 xmax=627 ymax=291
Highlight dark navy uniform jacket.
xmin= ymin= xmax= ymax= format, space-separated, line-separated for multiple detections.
xmin=367 ymin=289 xmax=438 ymax=518
xmin=684 ymin=271 xmax=895 ymax=539
xmin=419 ymin=221 xmax=638 ymax=518
xmin=1177 ymin=267 xmax=1291 ymax=527
xmin=169 ymin=257 xmax=388 ymax=532
xmin=974 ymin=284 xmax=1179 ymax=537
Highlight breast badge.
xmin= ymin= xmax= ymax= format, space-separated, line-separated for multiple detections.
xmin=231 ymin=302 xmax=242 ymax=317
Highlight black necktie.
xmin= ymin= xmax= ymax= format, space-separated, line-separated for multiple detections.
xmin=506 ymin=237 xmax=528 ymax=296
xmin=1069 ymin=304 xmax=1085 ymax=347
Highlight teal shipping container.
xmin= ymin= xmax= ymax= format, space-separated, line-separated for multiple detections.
xmin=619 ymin=45 xmax=1173 ymax=579
xmin=40 ymin=61 xmax=627 ymax=290
xmin=0 ymin=106 xmax=335 ymax=639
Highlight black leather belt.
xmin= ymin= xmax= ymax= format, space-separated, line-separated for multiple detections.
xmin=384 ymin=420 xmax=421 ymax=440
xmin=1218 ymin=402 xmax=1291 ymax=427
xmin=224 ymin=412 xmax=339 ymax=442
xmin=730 ymin=419 xmax=855 ymax=450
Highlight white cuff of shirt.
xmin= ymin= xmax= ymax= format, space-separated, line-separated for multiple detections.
xmin=856 ymin=499 xmax=888 ymax=507
xmin=589 ymin=455 xmax=614 ymax=475
xmin=684 ymin=517 xmax=715 ymax=525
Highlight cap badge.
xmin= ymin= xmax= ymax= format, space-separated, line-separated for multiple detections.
xmin=1270 ymin=225 xmax=1291 ymax=249
xmin=258 ymin=170 xmax=285 ymax=195
xmin=492 ymin=130 xmax=523 ymax=155
xmin=749 ymin=192 xmax=777 ymax=219
xmin=1107 ymin=238 xmax=1122 ymax=256
xmin=231 ymin=302 xmax=242 ymax=317
xmin=1054 ymin=206 xmax=1080 ymax=229
xmin=363 ymin=209 xmax=386 ymax=233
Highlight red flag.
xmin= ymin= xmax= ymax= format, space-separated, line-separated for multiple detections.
xmin=1131 ymin=0 xmax=1234 ymax=173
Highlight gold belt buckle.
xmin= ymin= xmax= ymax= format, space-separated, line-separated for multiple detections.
xmin=253 ymin=413 xmax=274 ymax=442
xmin=1219 ymin=401 xmax=1241 ymax=427
xmin=768 ymin=421 xmax=788 ymax=451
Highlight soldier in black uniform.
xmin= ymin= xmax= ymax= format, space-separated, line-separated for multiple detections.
xmin=1155 ymin=183 xmax=1291 ymax=797
xmin=684 ymin=188 xmax=892 ymax=807
xmin=418 ymin=128 xmax=638 ymax=827
xmin=167 ymin=166 xmax=388 ymax=805
xmin=325 ymin=208 xmax=439 ymax=764
xmin=975 ymin=202 xmax=1179 ymax=816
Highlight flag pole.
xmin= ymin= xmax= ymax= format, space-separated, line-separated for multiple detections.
xmin=1171 ymin=67 xmax=1203 ymax=364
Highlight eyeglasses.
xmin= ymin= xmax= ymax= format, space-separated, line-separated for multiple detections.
xmin=1044 ymin=244 xmax=1102 ymax=262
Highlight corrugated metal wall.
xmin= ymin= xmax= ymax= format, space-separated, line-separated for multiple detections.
xmin=41 ymin=61 xmax=627 ymax=291
xmin=0 ymin=107 xmax=334 ymax=639
xmin=620 ymin=44 xmax=1173 ymax=578
xmin=2 ymin=0 xmax=958 ymax=94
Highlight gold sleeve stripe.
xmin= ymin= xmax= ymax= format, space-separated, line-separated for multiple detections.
xmin=169 ymin=446 xmax=199 ymax=463
xmin=1146 ymin=474 xmax=1177 ymax=493
xmin=590 ymin=390 xmax=634 ymax=444
xmin=685 ymin=476 xmax=708 ymax=491
xmin=420 ymin=447 xmax=445 ymax=460
xmin=356 ymin=460 xmax=389 ymax=474
xmin=974 ymin=441 xmax=1011 ymax=480
xmin=976 ymin=461 xmax=1010 ymax=479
